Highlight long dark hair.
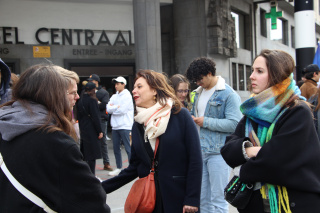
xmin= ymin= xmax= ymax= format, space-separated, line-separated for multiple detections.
xmin=135 ymin=70 xmax=182 ymax=113
xmin=3 ymin=64 xmax=77 ymax=140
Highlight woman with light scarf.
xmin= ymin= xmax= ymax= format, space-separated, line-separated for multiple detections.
xmin=102 ymin=70 xmax=202 ymax=213
xmin=221 ymin=49 xmax=320 ymax=213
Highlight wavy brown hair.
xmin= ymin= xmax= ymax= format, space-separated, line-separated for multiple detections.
xmin=135 ymin=70 xmax=182 ymax=113
xmin=3 ymin=64 xmax=77 ymax=140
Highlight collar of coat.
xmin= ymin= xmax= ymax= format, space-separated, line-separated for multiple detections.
xmin=194 ymin=75 xmax=225 ymax=94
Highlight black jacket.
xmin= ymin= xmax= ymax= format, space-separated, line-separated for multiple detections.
xmin=0 ymin=130 xmax=110 ymax=213
xmin=102 ymin=108 xmax=203 ymax=212
xmin=77 ymin=94 xmax=102 ymax=161
xmin=96 ymin=86 xmax=109 ymax=121
xmin=221 ymin=102 xmax=320 ymax=212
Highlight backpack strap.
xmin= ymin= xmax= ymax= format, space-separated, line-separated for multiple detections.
xmin=0 ymin=153 xmax=57 ymax=213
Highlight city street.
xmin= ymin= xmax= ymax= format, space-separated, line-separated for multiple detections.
xmin=96 ymin=133 xmax=238 ymax=213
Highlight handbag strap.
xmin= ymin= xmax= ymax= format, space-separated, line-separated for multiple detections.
xmin=0 ymin=152 xmax=57 ymax=213
xmin=151 ymin=138 xmax=159 ymax=172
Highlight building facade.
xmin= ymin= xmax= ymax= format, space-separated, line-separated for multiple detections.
xmin=1 ymin=0 xmax=319 ymax=100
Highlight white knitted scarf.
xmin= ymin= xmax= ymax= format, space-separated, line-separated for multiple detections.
xmin=135 ymin=99 xmax=173 ymax=145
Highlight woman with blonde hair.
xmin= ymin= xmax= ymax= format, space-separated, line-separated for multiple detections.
xmin=102 ymin=70 xmax=202 ymax=212
xmin=0 ymin=64 xmax=110 ymax=213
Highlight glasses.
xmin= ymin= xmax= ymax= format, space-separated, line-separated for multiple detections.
xmin=67 ymin=91 xmax=78 ymax=97
xmin=177 ymin=89 xmax=189 ymax=94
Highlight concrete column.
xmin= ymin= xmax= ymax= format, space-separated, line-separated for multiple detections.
xmin=173 ymin=0 xmax=207 ymax=74
xmin=133 ymin=0 xmax=162 ymax=72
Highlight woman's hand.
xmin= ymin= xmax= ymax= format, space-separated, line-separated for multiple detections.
xmin=245 ymin=146 xmax=261 ymax=158
xmin=98 ymin=132 xmax=103 ymax=139
xmin=183 ymin=205 xmax=198 ymax=213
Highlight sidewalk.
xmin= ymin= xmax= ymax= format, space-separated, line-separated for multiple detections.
xmin=95 ymin=133 xmax=238 ymax=213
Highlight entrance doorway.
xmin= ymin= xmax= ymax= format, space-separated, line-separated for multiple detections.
xmin=65 ymin=59 xmax=135 ymax=96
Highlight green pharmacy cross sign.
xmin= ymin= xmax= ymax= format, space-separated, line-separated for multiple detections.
xmin=265 ymin=6 xmax=283 ymax=30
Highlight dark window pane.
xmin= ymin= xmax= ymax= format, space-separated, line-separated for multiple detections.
xmin=238 ymin=64 xmax=244 ymax=90
xmin=232 ymin=63 xmax=237 ymax=90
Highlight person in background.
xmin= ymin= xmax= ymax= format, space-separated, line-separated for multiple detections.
xmin=102 ymin=70 xmax=202 ymax=212
xmin=88 ymin=74 xmax=113 ymax=171
xmin=9 ymin=73 xmax=19 ymax=88
xmin=107 ymin=76 xmax=134 ymax=176
xmin=186 ymin=57 xmax=242 ymax=213
xmin=221 ymin=49 xmax=320 ymax=213
xmin=77 ymin=82 xmax=103 ymax=175
xmin=55 ymin=66 xmax=80 ymax=111
xmin=55 ymin=66 xmax=80 ymax=144
xmin=308 ymin=87 xmax=320 ymax=139
xmin=0 ymin=58 xmax=11 ymax=104
xmin=169 ymin=74 xmax=192 ymax=111
xmin=300 ymin=64 xmax=320 ymax=99
xmin=0 ymin=64 xmax=110 ymax=213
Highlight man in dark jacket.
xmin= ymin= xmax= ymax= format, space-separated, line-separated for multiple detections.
xmin=300 ymin=64 xmax=320 ymax=100
xmin=88 ymin=74 xmax=113 ymax=171
xmin=0 ymin=59 xmax=11 ymax=104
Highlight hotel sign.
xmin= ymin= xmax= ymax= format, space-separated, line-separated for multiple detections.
xmin=0 ymin=27 xmax=134 ymax=46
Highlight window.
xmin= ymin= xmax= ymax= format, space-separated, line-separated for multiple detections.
xmin=238 ymin=64 xmax=244 ymax=90
xmin=282 ymin=19 xmax=288 ymax=45
xmin=270 ymin=18 xmax=288 ymax=45
xmin=231 ymin=10 xmax=251 ymax=50
xmin=291 ymin=26 xmax=295 ymax=48
xmin=232 ymin=63 xmax=251 ymax=91
xmin=260 ymin=9 xmax=267 ymax=37
xmin=246 ymin=65 xmax=251 ymax=90
xmin=232 ymin=63 xmax=237 ymax=90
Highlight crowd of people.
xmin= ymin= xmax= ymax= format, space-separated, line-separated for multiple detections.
xmin=0 ymin=48 xmax=320 ymax=213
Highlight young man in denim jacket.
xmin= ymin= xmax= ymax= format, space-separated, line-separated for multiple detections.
xmin=186 ymin=57 xmax=242 ymax=213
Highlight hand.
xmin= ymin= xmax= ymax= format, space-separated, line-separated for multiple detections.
xmin=192 ymin=116 xmax=204 ymax=127
xmin=98 ymin=132 xmax=103 ymax=139
xmin=183 ymin=205 xmax=198 ymax=213
xmin=245 ymin=146 xmax=261 ymax=158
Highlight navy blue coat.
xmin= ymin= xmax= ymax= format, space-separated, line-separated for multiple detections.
xmin=102 ymin=107 xmax=202 ymax=212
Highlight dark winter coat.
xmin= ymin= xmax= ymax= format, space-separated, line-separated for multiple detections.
xmin=0 ymin=130 xmax=110 ymax=213
xmin=102 ymin=108 xmax=203 ymax=212
xmin=77 ymin=93 xmax=102 ymax=161
xmin=96 ymin=86 xmax=110 ymax=121
xmin=0 ymin=58 xmax=11 ymax=104
xmin=221 ymin=102 xmax=320 ymax=213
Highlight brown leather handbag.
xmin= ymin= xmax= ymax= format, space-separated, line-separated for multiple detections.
xmin=124 ymin=138 xmax=159 ymax=213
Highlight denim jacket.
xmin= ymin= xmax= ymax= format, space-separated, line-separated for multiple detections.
xmin=191 ymin=76 xmax=242 ymax=154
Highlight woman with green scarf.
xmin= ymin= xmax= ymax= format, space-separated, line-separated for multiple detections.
xmin=221 ymin=49 xmax=320 ymax=213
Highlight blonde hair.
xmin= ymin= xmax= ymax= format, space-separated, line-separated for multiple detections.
xmin=54 ymin=66 xmax=80 ymax=85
